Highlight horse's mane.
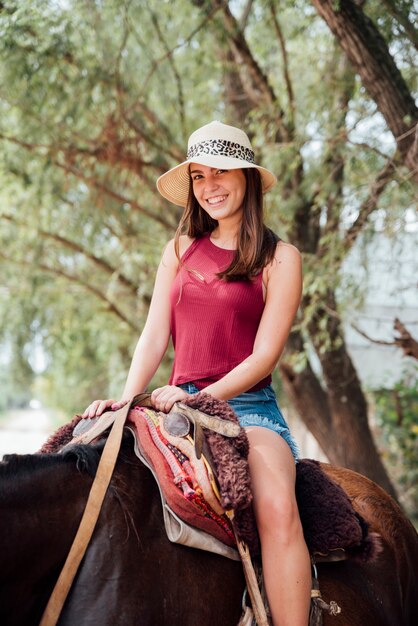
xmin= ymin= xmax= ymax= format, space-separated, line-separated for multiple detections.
xmin=0 ymin=443 xmax=102 ymax=478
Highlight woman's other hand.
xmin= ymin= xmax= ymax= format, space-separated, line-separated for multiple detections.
xmin=151 ymin=385 xmax=190 ymax=413
xmin=82 ymin=399 xmax=127 ymax=419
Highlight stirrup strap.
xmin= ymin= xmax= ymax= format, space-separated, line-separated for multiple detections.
xmin=234 ymin=535 xmax=269 ymax=626
xmin=39 ymin=399 xmax=133 ymax=626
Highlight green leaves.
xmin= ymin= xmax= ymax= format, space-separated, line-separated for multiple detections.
xmin=372 ymin=370 xmax=418 ymax=521
xmin=0 ymin=0 xmax=416 ymax=423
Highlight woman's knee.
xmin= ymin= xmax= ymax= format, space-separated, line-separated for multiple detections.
xmin=255 ymin=491 xmax=302 ymax=543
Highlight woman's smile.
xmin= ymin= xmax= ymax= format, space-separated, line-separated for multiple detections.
xmin=190 ymin=163 xmax=246 ymax=221
xmin=205 ymin=194 xmax=228 ymax=206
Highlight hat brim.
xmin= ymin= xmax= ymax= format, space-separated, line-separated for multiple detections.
xmin=156 ymin=155 xmax=277 ymax=207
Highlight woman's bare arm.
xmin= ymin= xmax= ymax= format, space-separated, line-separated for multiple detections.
xmin=83 ymin=237 xmax=192 ymax=417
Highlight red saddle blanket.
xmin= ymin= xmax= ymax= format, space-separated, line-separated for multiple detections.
xmin=127 ymin=406 xmax=237 ymax=548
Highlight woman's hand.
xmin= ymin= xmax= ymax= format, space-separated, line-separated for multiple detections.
xmin=151 ymin=385 xmax=190 ymax=413
xmin=82 ymin=399 xmax=127 ymax=419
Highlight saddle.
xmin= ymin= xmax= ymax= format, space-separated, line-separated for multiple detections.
xmin=53 ymin=392 xmax=378 ymax=626
xmin=68 ymin=391 xmax=377 ymax=563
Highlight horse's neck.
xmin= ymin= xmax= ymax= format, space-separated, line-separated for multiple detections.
xmin=0 ymin=454 xmax=96 ymax=625
xmin=1 ymin=455 xmax=93 ymax=565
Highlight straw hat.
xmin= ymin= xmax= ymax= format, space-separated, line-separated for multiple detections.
xmin=156 ymin=121 xmax=277 ymax=207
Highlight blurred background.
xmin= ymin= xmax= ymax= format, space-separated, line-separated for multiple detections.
xmin=0 ymin=0 xmax=417 ymax=522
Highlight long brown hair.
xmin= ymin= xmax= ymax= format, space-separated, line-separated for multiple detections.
xmin=174 ymin=168 xmax=279 ymax=281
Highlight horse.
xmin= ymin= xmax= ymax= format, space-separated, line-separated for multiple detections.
xmin=0 ymin=430 xmax=417 ymax=626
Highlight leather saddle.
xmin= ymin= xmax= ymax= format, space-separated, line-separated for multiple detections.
xmin=72 ymin=392 xmax=240 ymax=460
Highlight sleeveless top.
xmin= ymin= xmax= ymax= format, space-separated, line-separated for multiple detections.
xmin=168 ymin=234 xmax=272 ymax=391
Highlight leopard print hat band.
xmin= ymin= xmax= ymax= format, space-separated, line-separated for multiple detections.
xmin=187 ymin=138 xmax=255 ymax=164
xmin=156 ymin=121 xmax=277 ymax=207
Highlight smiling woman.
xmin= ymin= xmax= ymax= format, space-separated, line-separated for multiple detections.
xmin=82 ymin=121 xmax=310 ymax=626
xmin=156 ymin=121 xmax=276 ymax=207
xmin=189 ymin=166 xmax=247 ymax=226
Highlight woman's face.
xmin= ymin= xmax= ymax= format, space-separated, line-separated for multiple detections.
xmin=190 ymin=164 xmax=246 ymax=223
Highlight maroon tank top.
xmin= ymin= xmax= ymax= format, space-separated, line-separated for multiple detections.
xmin=169 ymin=234 xmax=272 ymax=391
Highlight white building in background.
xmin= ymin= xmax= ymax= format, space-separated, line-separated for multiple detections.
xmin=288 ymin=228 xmax=417 ymax=460
xmin=342 ymin=230 xmax=417 ymax=389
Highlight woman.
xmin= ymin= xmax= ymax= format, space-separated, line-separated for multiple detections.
xmin=84 ymin=121 xmax=311 ymax=626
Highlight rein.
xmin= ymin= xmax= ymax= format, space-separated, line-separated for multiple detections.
xmin=39 ymin=399 xmax=134 ymax=626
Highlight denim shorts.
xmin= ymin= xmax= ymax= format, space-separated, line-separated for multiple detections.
xmin=178 ymin=382 xmax=299 ymax=461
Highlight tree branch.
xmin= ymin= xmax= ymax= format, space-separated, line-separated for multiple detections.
xmin=269 ymin=0 xmax=296 ymax=131
xmin=310 ymin=0 xmax=418 ymax=179
xmin=114 ymin=0 xmax=133 ymax=84
xmin=54 ymin=160 xmax=175 ymax=230
xmin=121 ymin=105 xmax=184 ymax=163
xmin=346 ymin=138 xmax=393 ymax=161
xmin=137 ymin=5 xmax=220 ymax=98
xmin=318 ymin=305 xmax=418 ymax=360
xmin=0 ymin=252 xmax=140 ymax=331
xmin=239 ymin=0 xmax=254 ymax=30
xmin=1 ymin=214 xmax=138 ymax=294
xmin=321 ymin=50 xmax=355 ymax=238
xmin=344 ymin=157 xmax=397 ymax=248
xmin=394 ymin=317 xmax=418 ymax=360
xmin=200 ymin=0 xmax=289 ymax=141
xmin=350 ymin=321 xmax=396 ymax=346
xmin=148 ymin=8 xmax=186 ymax=136
xmin=0 ymin=130 xmax=176 ymax=230
xmin=380 ymin=0 xmax=418 ymax=50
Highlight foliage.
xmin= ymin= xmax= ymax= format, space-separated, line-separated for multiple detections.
xmin=0 ymin=0 xmax=416 ymax=495
xmin=371 ymin=368 xmax=418 ymax=521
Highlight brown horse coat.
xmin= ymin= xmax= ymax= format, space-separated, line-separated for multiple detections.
xmin=0 ymin=434 xmax=417 ymax=625
xmin=319 ymin=464 xmax=418 ymax=626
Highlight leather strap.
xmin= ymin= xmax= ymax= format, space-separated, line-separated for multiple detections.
xmin=235 ymin=537 xmax=269 ymax=626
xmin=69 ymin=393 xmax=152 ymax=447
xmin=172 ymin=402 xmax=241 ymax=459
xmin=39 ymin=399 xmax=133 ymax=626
xmin=39 ymin=393 xmax=243 ymax=625
xmin=174 ymin=402 xmax=241 ymax=437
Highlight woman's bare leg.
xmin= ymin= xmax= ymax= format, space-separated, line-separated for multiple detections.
xmin=246 ymin=427 xmax=311 ymax=626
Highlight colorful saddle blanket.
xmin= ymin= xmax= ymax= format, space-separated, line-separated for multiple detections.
xmin=128 ymin=406 xmax=237 ymax=550
xmin=41 ymin=391 xmax=378 ymax=562
xmin=126 ymin=393 xmax=378 ymax=562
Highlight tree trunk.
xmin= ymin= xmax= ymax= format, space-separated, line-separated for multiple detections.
xmin=279 ymin=333 xmax=332 ymax=450
xmin=311 ymin=0 xmax=418 ymax=179
xmin=280 ymin=335 xmax=398 ymax=499
xmin=223 ymin=49 xmax=254 ymax=128
xmin=304 ymin=287 xmax=397 ymax=497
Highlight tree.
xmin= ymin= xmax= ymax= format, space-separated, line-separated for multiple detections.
xmin=0 ymin=0 xmax=416 ymax=496
xmin=310 ymin=0 xmax=418 ymax=179
xmin=191 ymin=0 xmax=413 ymax=495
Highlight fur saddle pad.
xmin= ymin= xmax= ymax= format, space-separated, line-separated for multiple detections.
xmin=129 ymin=393 xmax=376 ymax=561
